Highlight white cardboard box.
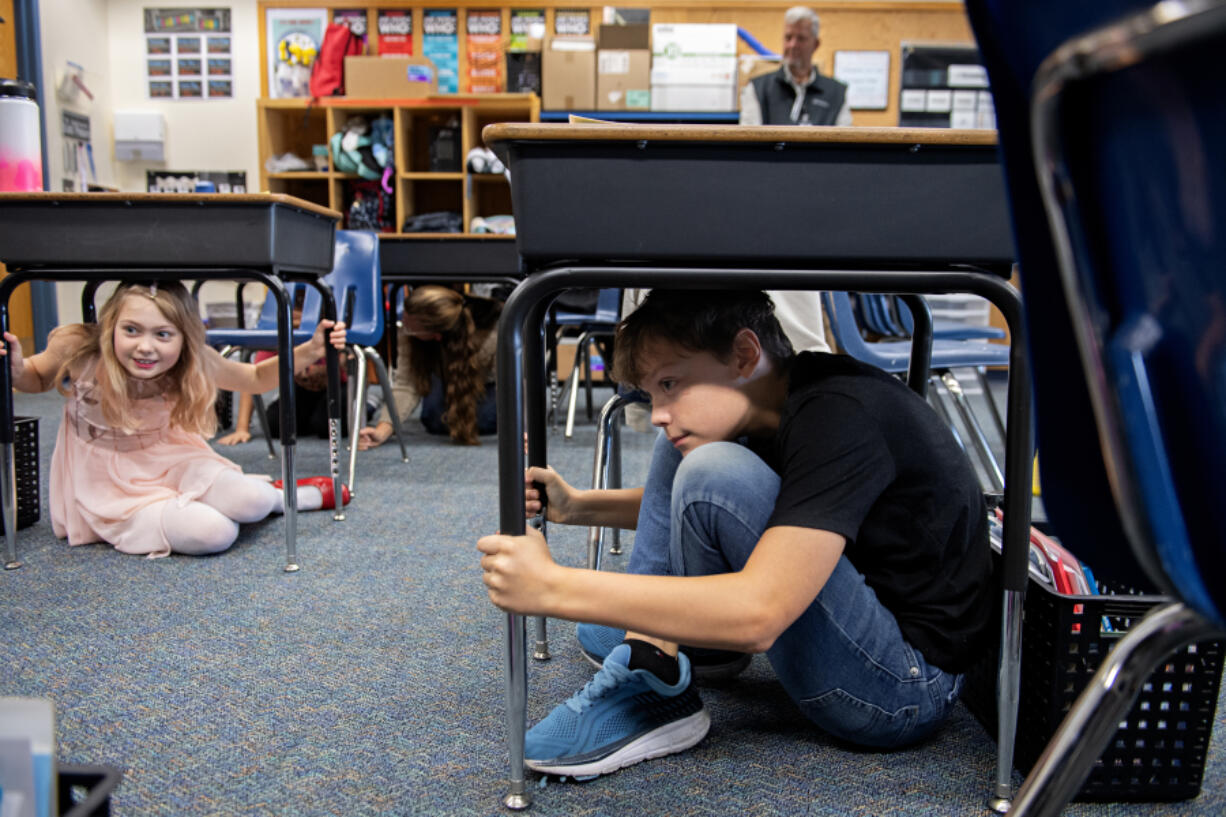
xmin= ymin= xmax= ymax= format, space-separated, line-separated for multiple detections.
xmin=651 ymin=23 xmax=737 ymax=62
xmin=650 ymin=82 xmax=737 ymax=112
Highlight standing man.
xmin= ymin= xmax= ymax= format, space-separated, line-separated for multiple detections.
xmin=740 ymin=7 xmax=849 ymax=352
xmin=740 ymin=6 xmax=852 ymax=126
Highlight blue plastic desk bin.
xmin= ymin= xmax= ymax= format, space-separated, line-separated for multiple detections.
xmin=964 ymin=555 xmax=1225 ymax=801
xmin=1 ymin=416 xmax=40 ymax=533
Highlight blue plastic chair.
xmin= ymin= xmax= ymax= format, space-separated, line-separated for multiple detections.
xmin=824 ymin=290 xmax=1011 ymax=490
xmin=549 ymin=288 xmax=621 ymax=438
xmin=893 ymin=295 xmax=1007 ymax=342
xmin=208 ymin=231 xmax=408 ymax=496
xmin=964 ymin=0 xmax=1226 ymax=813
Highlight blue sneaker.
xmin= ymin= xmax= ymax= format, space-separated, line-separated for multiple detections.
xmin=577 ymin=622 xmax=753 ymax=681
xmin=524 ymin=643 xmax=710 ymax=778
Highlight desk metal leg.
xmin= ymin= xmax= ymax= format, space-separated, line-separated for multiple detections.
xmin=0 ymin=286 xmax=22 ymax=568
xmin=527 ymin=300 xmax=551 ymax=663
xmin=2 ymin=441 xmax=19 ymax=570
xmin=271 ymin=280 xmax=301 ymax=572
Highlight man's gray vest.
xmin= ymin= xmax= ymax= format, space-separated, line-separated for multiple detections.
xmin=751 ymin=67 xmax=848 ymax=125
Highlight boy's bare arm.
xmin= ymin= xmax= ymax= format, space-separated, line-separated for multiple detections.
xmin=479 ymin=525 xmax=844 ymax=654
xmin=525 ymin=465 xmax=642 ymax=529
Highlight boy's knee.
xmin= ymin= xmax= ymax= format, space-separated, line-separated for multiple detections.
xmin=673 ymin=442 xmax=767 ymax=497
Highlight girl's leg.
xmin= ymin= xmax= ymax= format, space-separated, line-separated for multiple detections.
xmin=128 ymin=499 xmax=240 ymax=555
xmin=667 ymin=441 xmax=961 ymax=749
xmin=198 ymin=470 xmax=280 ymax=522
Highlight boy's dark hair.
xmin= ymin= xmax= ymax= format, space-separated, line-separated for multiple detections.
xmin=613 ymin=290 xmax=795 ymax=386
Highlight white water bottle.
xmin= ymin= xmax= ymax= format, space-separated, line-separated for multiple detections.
xmin=0 ymin=79 xmax=44 ymax=192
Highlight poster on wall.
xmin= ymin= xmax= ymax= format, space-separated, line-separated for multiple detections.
xmin=554 ymin=9 xmax=590 ymax=35
xmin=266 ymin=7 xmax=328 ymax=98
xmin=377 ymin=9 xmax=413 ymax=55
xmin=144 ymin=8 xmax=232 ymax=99
xmin=466 ymin=10 xmax=503 ymax=93
xmin=833 ymin=50 xmax=890 ymax=110
xmin=422 ymin=9 xmax=459 ymax=93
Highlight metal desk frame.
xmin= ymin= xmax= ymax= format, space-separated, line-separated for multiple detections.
xmin=495 ymin=267 xmax=1033 ymax=811
xmin=0 ymin=194 xmax=345 ymax=573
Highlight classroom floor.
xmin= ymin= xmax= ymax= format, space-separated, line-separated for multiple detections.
xmin=3 ymin=375 xmax=1221 ymax=817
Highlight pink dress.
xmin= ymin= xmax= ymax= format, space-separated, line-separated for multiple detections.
xmin=50 ymin=360 xmax=241 ymax=557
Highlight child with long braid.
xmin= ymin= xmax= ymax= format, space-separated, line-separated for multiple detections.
xmin=358 ymin=285 xmax=500 ymax=448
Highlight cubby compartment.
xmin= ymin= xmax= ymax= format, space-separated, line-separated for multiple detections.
xmin=259 ymin=94 xmax=537 ymax=236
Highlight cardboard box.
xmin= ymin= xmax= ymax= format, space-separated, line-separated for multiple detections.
xmin=651 ymin=23 xmax=737 ymax=65
xmin=542 ymin=37 xmax=595 ymax=110
xmin=597 ymin=50 xmax=650 ymax=110
xmin=344 ymin=56 xmax=437 ymax=98
xmin=650 ymin=61 xmax=739 ymax=112
xmin=599 ymin=23 xmax=650 ymax=50
xmin=650 ymin=83 xmax=738 ymax=112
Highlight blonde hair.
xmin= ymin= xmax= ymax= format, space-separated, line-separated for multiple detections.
xmin=403 ymin=285 xmax=498 ymax=445
xmin=57 ymin=282 xmax=217 ymax=436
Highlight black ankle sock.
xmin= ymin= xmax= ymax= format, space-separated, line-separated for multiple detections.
xmin=623 ymin=638 xmax=681 ymax=685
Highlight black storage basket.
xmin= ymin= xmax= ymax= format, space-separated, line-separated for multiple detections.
xmin=1 ymin=416 xmax=40 ymax=532
xmin=965 ymin=568 xmax=1224 ymax=801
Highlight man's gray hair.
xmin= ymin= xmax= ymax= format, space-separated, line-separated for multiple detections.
xmin=784 ymin=6 xmax=821 ymax=40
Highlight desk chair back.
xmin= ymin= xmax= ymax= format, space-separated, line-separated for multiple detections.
xmin=329 ymin=230 xmax=383 ymax=348
xmin=965 ymin=0 xmax=1226 ymax=812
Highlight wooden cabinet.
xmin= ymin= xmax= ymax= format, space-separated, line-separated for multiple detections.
xmin=257 ymin=94 xmax=538 ymax=237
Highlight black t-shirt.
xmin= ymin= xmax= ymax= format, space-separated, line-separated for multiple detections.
xmin=753 ymin=352 xmax=992 ymax=674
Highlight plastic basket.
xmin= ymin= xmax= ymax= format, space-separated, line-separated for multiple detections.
xmin=965 ymin=570 xmax=1224 ymax=801
xmin=1 ymin=416 xmax=40 ymax=532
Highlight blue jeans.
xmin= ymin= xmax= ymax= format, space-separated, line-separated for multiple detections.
xmin=628 ymin=432 xmax=962 ymax=748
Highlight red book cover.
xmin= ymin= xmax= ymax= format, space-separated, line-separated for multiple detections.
xmin=377 ymin=9 xmax=413 ymax=56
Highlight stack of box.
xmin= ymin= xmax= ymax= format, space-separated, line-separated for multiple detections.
xmin=650 ymin=23 xmax=738 ymax=112
xmin=542 ymin=35 xmax=596 ymax=110
xmin=596 ymin=24 xmax=650 ymax=111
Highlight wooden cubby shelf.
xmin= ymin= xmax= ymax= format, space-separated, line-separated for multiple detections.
xmin=256 ymin=94 xmax=538 ymax=238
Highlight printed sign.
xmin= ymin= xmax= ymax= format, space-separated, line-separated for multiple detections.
xmin=145 ymin=7 xmax=233 ymax=99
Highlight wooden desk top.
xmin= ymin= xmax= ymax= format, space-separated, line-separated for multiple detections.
xmin=0 ymin=192 xmax=342 ymax=221
xmin=483 ymin=123 xmax=998 ymax=148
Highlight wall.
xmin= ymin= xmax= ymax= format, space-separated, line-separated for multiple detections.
xmin=105 ymin=0 xmax=262 ymax=193
xmin=37 ymin=0 xmax=114 ymax=324
xmin=40 ymin=0 xmax=263 ymax=323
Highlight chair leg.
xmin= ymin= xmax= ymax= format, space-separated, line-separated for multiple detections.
xmin=367 ymin=348 xmax=409 ymax=463
xmin=608 ymin=415 xmax=623 ymax=555
xmin=940 ymin=369 xmax=1005 ymax=492
xmin=564 ymin=331 xmax=592 ymax=439
xmin=346 ymin=345 xmax=368 ymax=497
xmin=973 ymin=366 xmax=1009 ymax=444
xmin=587 ymin=391 xmax=644 ymax=570
xmin=251 ymin=394 xmax=277 ymax=460
xmin=1008 ymin=604 xmax=1220 ymax=817
xmin=928 ymin=375 xmax=968 ymax=453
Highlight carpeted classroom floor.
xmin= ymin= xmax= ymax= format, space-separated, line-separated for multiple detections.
xmin=3 ymin=385 xmax=1223 ymax=816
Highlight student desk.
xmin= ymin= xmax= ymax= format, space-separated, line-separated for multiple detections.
xmin=377 ymin=235 xmax=523 ymax=368
xmin=483 ymin=123 xmax=1035 ymax=811
xmin=0 ymin=192 xmax=343 ymax=573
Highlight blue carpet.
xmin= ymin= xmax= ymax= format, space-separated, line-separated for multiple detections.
xmin=2 ymin=388 xmax=1223 ymax=816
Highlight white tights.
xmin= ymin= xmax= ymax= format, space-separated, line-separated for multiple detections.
xmin=133 ymin=471 xmax=320 ymax=556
